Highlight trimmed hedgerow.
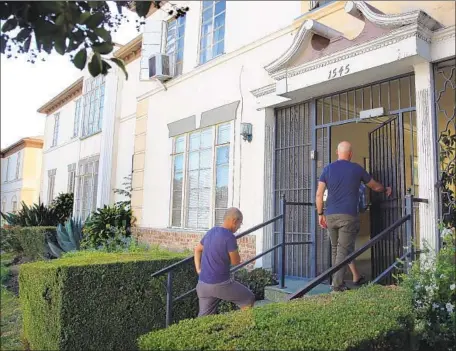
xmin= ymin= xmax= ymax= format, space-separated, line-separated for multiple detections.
xmin=19 ymin=250 xmax=198 ymax=351
xmin=138 ymin=285 xmax=416 ymax=351
xmin=16 ymin=226 xmax=57 ymax=260
xmin=0 ymin=226 xmax=23 ymax=253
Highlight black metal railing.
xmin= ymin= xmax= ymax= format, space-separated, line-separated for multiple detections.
xmin=288 ymin=194 xmax=427 ymax=300
xmin=150 ymin=195 xmax=312 ymax=327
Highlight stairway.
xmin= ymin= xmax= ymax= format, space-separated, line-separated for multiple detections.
xmin=255 ymin=277 xmax=332 ymax=306
xmin=255 ymin=275 xmax=370 ymax=306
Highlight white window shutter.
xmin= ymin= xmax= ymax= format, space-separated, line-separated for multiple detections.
xmin=140 ymin=19 xmax=166 ymax=81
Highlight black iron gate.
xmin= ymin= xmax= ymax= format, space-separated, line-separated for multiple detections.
xmin=274 ymin=103 xmax=313 ymax=278
xmin=368 ymin=116 xmax=406 ymax=284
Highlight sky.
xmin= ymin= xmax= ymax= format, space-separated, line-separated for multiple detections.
xmin=0 ymin=6 xmax=140 ymax=149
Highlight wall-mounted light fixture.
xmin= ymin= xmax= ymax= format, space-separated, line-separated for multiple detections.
xmin=240 ymin=123 xmax=253 ymax=142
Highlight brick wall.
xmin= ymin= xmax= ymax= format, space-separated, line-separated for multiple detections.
xmin=132 ymin=227 xmax=257 ymax=267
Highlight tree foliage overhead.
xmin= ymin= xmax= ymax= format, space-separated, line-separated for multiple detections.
xmin=0 ymin=1 xmax=189 ymax=79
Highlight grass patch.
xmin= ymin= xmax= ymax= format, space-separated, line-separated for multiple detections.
xmin=1 ymin=253 xmax=23 ymax=351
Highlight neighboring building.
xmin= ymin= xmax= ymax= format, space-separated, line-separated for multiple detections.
xmin=37 ymin=38 xmax=149 ymax=220
xmin=1 ymin=136 xmax=44 ymax=216
xmin=130 ymin=0 xmax=455 ymax=281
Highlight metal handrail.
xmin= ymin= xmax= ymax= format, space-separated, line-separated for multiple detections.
xmin=153 ymin=198 xmax=313 ymax=327
xmin=287 ymin=214 xmax=411 ymax=300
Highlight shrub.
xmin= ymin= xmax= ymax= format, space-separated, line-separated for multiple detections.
xmin=50 ymin=193 xmax=74 ymax=223
xmin=82 ymin=203 xmax=132 ymax=249
xmin=17 ymin=227 xmax=57 ymax=260
xmin=1 ymin=201 xmax=59 ymax=227
xmin=399 ymin=227 xmax=456 ymax=350
xmin=138 ymin=285 xmax=415 ymax=351
xmin=218 ymin=268 xmax=277 ymax=313
xmin=47 ymin=218 xmax=83 ymax=258
xmin=19 ymin=250 xmax=199 ymax=351
xmin=0 ymin=226 xmax=23 ymax=253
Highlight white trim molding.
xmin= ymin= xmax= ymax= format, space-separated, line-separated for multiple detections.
xmin=264 ymin=20 xmax=343 ymax=75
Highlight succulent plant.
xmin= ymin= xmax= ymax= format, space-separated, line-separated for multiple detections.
xmin=47 ymin=218 xmax=83 ymax=258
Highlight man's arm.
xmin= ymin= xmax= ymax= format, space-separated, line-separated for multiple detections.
xmin=316 ymin=181 xmax=326 ymax=215
xmin=366 ymin=179 xmax=392 ymax=197
xmin=228 ymin=250 xmax=241 ymax=266
xmin=194 ymin=243 xmax=204 ymax=274
xmin=316 ymin=181 xmax=327 ymax=229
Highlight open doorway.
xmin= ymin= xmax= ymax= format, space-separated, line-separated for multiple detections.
xmin=330 ymin=113 xmax=418 ymax=282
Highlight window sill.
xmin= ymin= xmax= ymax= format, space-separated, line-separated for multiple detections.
xmin=80 ymin=130 xmax=102 ymax=141
xmin=166 ymin=227 xmax=208 ymax=234
xmin=196 ymin=52 xmax=226 ymax=69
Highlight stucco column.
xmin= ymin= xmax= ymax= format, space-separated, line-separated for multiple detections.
xmin=414 ymin=62 xmax=440 ymax=252
xmin=97 ymin=74 xmax=119 ymax=208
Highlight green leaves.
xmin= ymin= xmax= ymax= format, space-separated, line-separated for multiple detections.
xmin=88 ymin=52 xmax=102 ymax=77
xmin=2 ymin=18 xmax=18 ymax=32
xmin=84 ymin=12 xmax=105 ymax=28
xmin=92 ymin=42 xmax=113 ymax=55
xmin=54 ymin=36 xmax=66 ymax=55
xmin=135 ymin=1 xmax=153 ymax=17
xmin=110 ymin=57 xmax=128 ymax=80
xmin=73 ymin=48 xmax=87 ymax=70
xmin=94 ymin=27 xmax=111 ymax=43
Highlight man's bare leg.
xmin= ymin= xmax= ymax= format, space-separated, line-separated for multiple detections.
xmin=348 ymin=261 xmax=362 ymax=283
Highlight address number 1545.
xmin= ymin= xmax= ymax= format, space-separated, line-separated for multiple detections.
xmin=328 ymin=64 xmax=350 ymax=80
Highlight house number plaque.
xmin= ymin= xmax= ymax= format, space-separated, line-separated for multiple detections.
xmin=327 ymin=64 xmax=350 ymax=80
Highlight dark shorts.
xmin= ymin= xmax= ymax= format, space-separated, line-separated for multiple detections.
xmin=196 ymin=279 xmax=255 ymax=317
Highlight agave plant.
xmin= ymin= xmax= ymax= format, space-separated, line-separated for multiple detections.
xmin=47 ymin=218 xmax=83 ymax=258
xmin=1 ymin=200 xmax=59 ymax=227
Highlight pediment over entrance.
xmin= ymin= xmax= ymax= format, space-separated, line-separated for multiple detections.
xmin=264 ymin=1 xmax=442 ymax=77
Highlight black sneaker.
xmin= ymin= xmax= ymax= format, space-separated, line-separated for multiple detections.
xmin=331 ymin=285 xmax=350 ymax=293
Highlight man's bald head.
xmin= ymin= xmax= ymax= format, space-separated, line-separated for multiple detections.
xmin=337 ymin=141 xmax=353 ymax=161
xmin=223 ymin=207 xmax=243 ymax=233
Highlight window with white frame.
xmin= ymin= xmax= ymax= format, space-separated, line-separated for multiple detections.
xmin=81 ymin=76 xmax=105 ymax=138
xmin=75 ymin=156 xmax=99 ymax=220
xmin=47 ymin=169 xmax=56 ymax=204
xmin=67 ymin=163 xmax=76 ymax=193
xmin=199 ymin=0 xmax=226 ymax=65
xmin=171 ymin=123 xmax=232 ymax=229
xmin=11 ymin=196 xmax=17 ymax=213
xmin=166 ymin=16 xmax=186 ymax=76
xmin=15 ymin=152 xmax=21 ymax=179
xmin=1 ymin=197 xmax=6 ymax=212
xmin=51 ymin=113 xmax=60 ymax=147
xmin=73 ymin=98 xmax=82 ymax=138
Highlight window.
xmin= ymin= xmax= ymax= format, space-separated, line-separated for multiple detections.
xmin=51 ymin=113 xmax=60 ymax=147
xmin=68 ymin=163 xmax=76 ymax=193
xmin=199 ymin=0 xmax=226 ymax=64
xmin=47 ymin=169 xmax=56 ymax=204
xmin=309 ymin=0 xmax=334 ymax=11
xmin=1 ymin=197 xmax=6 ymax=212
xmin=166 ymin=16 xmax=186 ymax=76
xmin=75 ymin=156 xmax=99 ymax=220
xmin=73 ymin=98 xmax=82 ymax=137
xmin=5 ymin=157 xmax=10 ymax=182
xmin=171 ymin=123 xmax=232 ymax=229
xmin=81 ymin=76 xmax=105 ymax=138
xmin=15 ymin=152 xmax=21 ymax=179
xmin=11 ymin=196 xmax=17 ymax=213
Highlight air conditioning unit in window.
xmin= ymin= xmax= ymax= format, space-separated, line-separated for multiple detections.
xmin=149 ymin=54 xmax=173 ymax=81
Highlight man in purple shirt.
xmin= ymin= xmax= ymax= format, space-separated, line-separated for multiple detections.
xmin=194 ymin=207 xmax=255 ymax=316
xmin=316 ymin=141 xmax=392 ymax=292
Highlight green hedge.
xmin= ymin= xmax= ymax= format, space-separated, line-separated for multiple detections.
xmin=17 ymin=227 xmax=56 ymax=260
xmin=0 ymin=226 xmax=23 ymax=253
xmin=138 ymin=285 xmax=416 ymax=351
xmin=19 ymin=250 xmax=199 ymax=351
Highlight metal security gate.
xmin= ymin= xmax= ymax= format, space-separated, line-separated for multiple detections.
xmin=369 ymin=115 xmax=406 ymax=284
xmin=274 ymin=103 xmax=313 ymax=278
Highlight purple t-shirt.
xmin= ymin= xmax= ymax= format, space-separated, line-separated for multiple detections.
xmin=199 ymin=227 xmax=238 ymax=284
xmin=319 ymin=160 xmax=372 ymax=217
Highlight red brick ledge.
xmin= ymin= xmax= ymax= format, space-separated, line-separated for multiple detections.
xmin=132 ymin=227 xmax=257 ymax=267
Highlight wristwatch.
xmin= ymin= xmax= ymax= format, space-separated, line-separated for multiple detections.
xmin=318 ymin=212 xmax=324 ymax=216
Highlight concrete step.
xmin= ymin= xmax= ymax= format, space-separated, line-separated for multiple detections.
xmin=265 ymin=277 xmax=332 ymax=302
